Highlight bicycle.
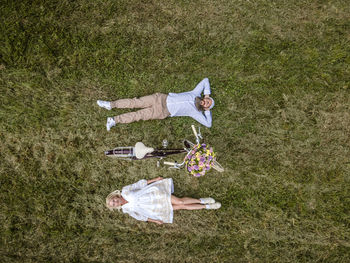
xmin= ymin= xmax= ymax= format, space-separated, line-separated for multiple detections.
xmin=104 ymin=125 xmax=224 ymax=173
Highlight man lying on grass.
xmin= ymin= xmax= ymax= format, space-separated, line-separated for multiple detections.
xmin=97 ymin=78 xmax=214 ymax=130
xmin=106 ymin=177 xmax=221 ymax=224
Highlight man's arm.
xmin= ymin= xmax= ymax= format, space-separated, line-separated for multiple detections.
xmin=192 ymin=78 xmax=211 ymax=96
xmin=192 ymin=110 xmax=212 ymax=128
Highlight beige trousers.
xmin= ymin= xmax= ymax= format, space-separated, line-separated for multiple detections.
xmin=111 ymin=93 xmax=170 ymax=123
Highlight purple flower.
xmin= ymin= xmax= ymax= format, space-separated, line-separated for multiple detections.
xmin=205 ymin=165 xmax=211 ymax=170
xmin=188 ymin=166 xmax=192 ymax=172
xmin=195 ymin=173 xmax=201 ymax=177
xmin=193 ymin=165 xmax=199 ymax=170
xmin=208 ymin=156 xmax=213 ymax=161
xmin=200 ymin=157 xmax=206 ymax=162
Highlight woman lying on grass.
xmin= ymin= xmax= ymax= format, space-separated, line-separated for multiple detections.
xmin=106 ymin=177 xmax=221 ymax=224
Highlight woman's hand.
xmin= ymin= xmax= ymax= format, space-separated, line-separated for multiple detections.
xmin=147 ymin=177 xmax=163 ymax=184
xmin=148 ymin=219 xmax=163 ymax=225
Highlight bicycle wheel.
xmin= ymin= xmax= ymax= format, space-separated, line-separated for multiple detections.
xmin=212 ymin=160 xmax=224 ymax=172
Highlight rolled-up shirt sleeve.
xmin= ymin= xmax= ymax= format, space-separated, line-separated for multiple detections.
xmin=193 ymin=78 xmax=211 ymax=96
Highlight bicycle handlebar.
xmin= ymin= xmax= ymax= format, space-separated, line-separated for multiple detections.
xmin=191 ymin=125 xmax=200 ymax=144
xmin=191 ymin=125 xmax=198 ymax=138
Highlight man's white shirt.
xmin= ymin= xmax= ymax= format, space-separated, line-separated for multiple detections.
xmin=166 ymin=78 xmax=212 ymax=127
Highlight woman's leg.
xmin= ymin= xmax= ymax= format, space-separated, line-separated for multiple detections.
xmin=172 ymin=203 xmax=205 ymax=210
xmin=171 ymin=195 xmax=201 ymax=205
xmin=171 ymin=195 xmax=205 ymax=210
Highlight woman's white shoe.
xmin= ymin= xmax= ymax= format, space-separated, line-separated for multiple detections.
xmin=199 ymin=197 xmax=215 ymax=204
xmin=205 ymin=202 xmax=221 ymax=209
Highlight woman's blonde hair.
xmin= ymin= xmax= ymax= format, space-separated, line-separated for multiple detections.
xmin=105 ymin=190 xmax=121 ymax=211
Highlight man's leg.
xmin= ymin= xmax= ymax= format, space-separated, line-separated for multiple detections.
xmin=106 ymin=93 xmax=169 ymax=128
xmin=113 ymin=107 xmax=155 ymax=124
xmin=110 ymin=93 xmax=162 ymax=109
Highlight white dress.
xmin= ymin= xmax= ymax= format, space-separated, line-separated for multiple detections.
xmin=121 ymin=178 xmax=174 ymax=223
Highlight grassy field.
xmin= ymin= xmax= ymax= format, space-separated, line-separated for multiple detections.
xmin=1 ymin=0 xmax=350 ymax=262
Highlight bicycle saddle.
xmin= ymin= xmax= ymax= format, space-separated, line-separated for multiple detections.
xmin=135 ymin=142 xmax=154 ymax=159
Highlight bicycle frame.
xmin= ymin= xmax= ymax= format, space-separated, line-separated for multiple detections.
xmin=163 ymin=125 xmax=202 ymax=169
xmin=105 ymin=144 xmax=187 ymax=160
xmin=104 ymin=125 xmax=224 ymax=172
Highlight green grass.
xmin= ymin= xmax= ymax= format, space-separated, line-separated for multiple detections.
xmin=1 ymin=0 xmax=350 ymax=262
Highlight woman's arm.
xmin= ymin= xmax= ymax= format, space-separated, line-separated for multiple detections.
xmin=147 ymin=218 xmax=164 ymax=225
xmin=123 ymin=177 xmax=163 ymax=192
xmin=147 ymin=177 xmax=163 ymax=184
xmin=122 ymin=179 xmax=148 ymax=192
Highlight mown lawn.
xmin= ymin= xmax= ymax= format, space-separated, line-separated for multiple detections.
xmin=1 ymin=0 xmax=349 ymax=262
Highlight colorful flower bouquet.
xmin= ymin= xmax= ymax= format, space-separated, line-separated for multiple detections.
xmin=185 ymin=143 xmax=216 ymax=177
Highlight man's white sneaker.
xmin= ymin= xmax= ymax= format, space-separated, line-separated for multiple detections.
xmin=106 ymin=117 xmax=116 ymax=131
xmin=199 ymin=197 xmax=215 ymax=204
xmin=205 ymin=202 xmax=221 ymax=210
xmin=97 ymin=100 xmax=111 ymax=110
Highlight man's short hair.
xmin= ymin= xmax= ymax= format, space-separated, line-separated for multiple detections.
xmin=195 ymin=97 xmax=204 ymax=111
